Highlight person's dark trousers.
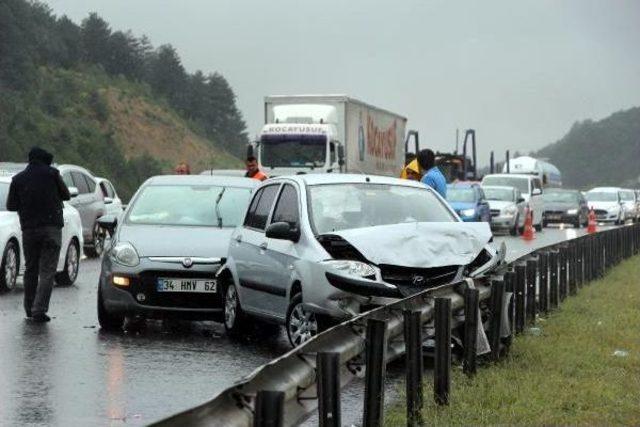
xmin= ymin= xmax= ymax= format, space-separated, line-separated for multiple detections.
xmin=22 ymin=227 xmax=62 ymax=317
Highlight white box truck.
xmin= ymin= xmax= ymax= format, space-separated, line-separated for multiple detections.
xmin=254 ymin=94 xmax=415 ymax=177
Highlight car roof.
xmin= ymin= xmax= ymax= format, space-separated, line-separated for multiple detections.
xmin=544 ymin=188 xmax=579 ymax=193
xmin=0 ymin=176 xmax=13 ymax=183
xmin=483 ymin=173 xmax=532 ymax=180
xmin=481 ymin=185 xmax=516 ymax=191
xmin=588 ymin=187 xmax=621 ymax=192
xmin=447 ymin=182 xmax=479 ymax=188
xmin=57 ymin=164 xmax=96 ymax=176
xmin=265 ymin=173 xmax=428 ymax=189
xmin=145 ymin=174 xmax=259 ymax=188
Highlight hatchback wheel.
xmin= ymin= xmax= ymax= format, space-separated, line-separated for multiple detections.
xmin=223 ymin=282 xmax=248 ymax=336
xmin=97 ymin=287 xmax=124 ymax=331
xmin=0 ymin=241 xmax=19 ymax=292
xmin=286 ymin=293 xmax=318 ymax=347
xmin=85 ymin=222 xmax=105 ymax=258
xmin=56 ymin=239 xmax=80 ymax=286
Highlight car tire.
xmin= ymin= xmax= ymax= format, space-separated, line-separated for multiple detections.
xmin=223 ymin=282 xmax=249 ymax=337
xmin=286 ymin=293 xmax=319 ymax=347
xmin=55 ymin=239 xmax=80 ymax=286
xmin=85 ymin=221 xmax=105 ymax=258
xmin=510 ymin=215 xmax=520 ymax=236
xmin=534 ymin=218 xmax=543 ymax=232
xmin=97 ymin=287 xmax=124 ymax=331
xmin=0 ymin=241 xmax=19 ymax=292
xmin=573 ymin=218 xmax=581 ymax=229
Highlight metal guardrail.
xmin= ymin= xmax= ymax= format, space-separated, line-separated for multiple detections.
xmin=153 ymin=224 xmax=640 ymax=427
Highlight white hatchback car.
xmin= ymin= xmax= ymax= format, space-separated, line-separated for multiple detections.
xmin=96 ymin=177 xmax=124 ymax=217
xmin=219 ymin=174 xmax=503 ymax=347
xmin=0 ymin=176 xmax=83 ymax=291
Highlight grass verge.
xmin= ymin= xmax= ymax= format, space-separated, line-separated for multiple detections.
xmin=386 ymin=256 xmax=640 ymax=426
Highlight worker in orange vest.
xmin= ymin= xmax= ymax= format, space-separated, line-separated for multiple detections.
xmin=174 ymin=162 xmax=191 ymax=175
xmin=245 ymin=156 xmax=268 ymax=181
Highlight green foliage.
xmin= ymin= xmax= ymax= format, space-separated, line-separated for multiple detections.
xmin=536 ymin=107 xmax=640 ymax=189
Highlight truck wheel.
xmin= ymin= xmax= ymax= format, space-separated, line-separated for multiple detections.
xmin=97 ymin=287 xmax=124 ymax=331
xmin=286 ymin=293 xmax=318 ymax=347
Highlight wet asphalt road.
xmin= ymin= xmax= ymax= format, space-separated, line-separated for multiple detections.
xmin=0 ymin=225 xmax=605 ymax=426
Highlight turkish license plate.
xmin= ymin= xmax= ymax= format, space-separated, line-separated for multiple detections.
xmin=156 ymin=278 xmax=217 ymax=293
xmin=548 ymin=214 xmax=561 ymax=220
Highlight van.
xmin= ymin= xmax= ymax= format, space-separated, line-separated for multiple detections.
xmin=481 ymin=174 xmax=544 ymax=230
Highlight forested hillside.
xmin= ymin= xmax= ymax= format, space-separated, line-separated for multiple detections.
xmin=0 ymin=0 xmax=246 ymax=199
xmin=535 ymin=107 xmax=640 ymax=189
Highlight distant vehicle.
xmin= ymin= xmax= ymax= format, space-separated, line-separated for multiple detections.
xmin=96 ymin=178 xmax=124 ymax=217
xmin=252 ymin=95 xmax=418 ymax=177
xmin=0 ymin=176 xmax=83 ymax=291
xmin=481 ymin=173 xmax=544 ymax=231
xmin=0 ymin=162 xmax=27 ymax=176
xmin=446 ymin=182 xmax=491 ymax=223
xmin=482 ymin=185 xmax=526 ymax=235
xmin=585 ymin=187 xmax=624 ymax=224
xmin=502 ymin=156 xmax=562 ymax=187
xmin=58 ymin=165 xmax=107 ymax=258
xmin=620 ymin=189 xmax=639 ymax=223
xmin=96 ymin=175 xmax=258 ymax=331
xmin=220 ymin=174 xmax=503 ymax=347
xmin=542 ymin=189 xmax=589 ymax=228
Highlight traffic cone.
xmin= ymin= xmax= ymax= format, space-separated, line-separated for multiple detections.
xmin=587 ymin=208 xmax=597 ymax=234
xmin=522 ymin=207 xmax=535 ymax=241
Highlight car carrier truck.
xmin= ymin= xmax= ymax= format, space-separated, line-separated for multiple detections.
xmin=251 ymin=94 xmax=417 ymax=177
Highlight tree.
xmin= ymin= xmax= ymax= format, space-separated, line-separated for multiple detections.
xmin=81 ymin=12 xmax=111 ymax=67
xmin=106 ymin=31 xmax=144 ymax=79
xmin=146 ymin=44 xmax=188 ymax=111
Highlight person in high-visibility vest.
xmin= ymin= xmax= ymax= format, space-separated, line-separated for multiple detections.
xmin=245 ymin=156 xmax=268 ymax=181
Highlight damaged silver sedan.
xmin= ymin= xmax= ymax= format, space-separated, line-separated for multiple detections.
xmin=219 ymin=174 xmax=504 ymax=347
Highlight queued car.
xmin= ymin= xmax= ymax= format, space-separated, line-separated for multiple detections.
xmin=620 ymin=189 xmax=639 ymax=223
xmin=482 ymin=185 xmax=526 ymax=235
xmin=585 ymin=187 xmax=624 ymax=224
xmin=219 ymin=174 xmax=504 ymax=347
xmin=481 ymin=174 xmax=545 ymax=231
xmin=96 ymin=175 xmax=258 ymax=330
xmin=96 ymin=177 xmax=124 ymax=217
xmin=0 ymin=176 xmax=83 ymax=291
xmin=542 ymin=188 xmax=589 ymax=228
xmin=445 ymin=182 xmax=491 ymax=223
xmin=58 ymin=165 xmax=107 ymax=258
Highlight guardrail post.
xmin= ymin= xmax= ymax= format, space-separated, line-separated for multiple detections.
xmin=254 ymin=390 xmax=285 ymax=427
xmin=504 ymin=270 xmax=516 ymax=333
xmin=317 ymin=352 xmax=341 ymax=427
xmin=549 ymin=252 xmax=559 ymax=309
xmin=514 ymin=264 xmax=526 ymax=334
xmin=584 ymin=237 xmax=592 ymax=283
xmin=539 ymin=252 xmax=548 ymax=314
xmin=463 ymin=288 xmax=479 ymax=377
xmin=403 ymin=310 xmax=423 ymax=427
xmin=577 ymin=239 xmax=584 ymax=288
xmin=559 ymin=248 xmax=567 ymax=302
xmin=526 ymin=259 xmax=537 ymax=324
xmin=434 ymin=298 xmax=451 ymax=406
xmin=363 ymin=319 xmax=388 ymax=427
xmin=568 ymin=244 xmax=577 ymax=296
xmin=490 ymin=280 xmax=505 ymax=361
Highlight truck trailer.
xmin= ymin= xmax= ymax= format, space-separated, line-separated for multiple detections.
xmin=253 ymin=95 xmax=413 ymax=177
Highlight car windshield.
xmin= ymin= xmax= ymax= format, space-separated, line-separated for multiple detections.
xmin=483 ymin=187 xmax=514 ymax=202
xmin=544 ymin=191 xmax=579 ymax=203
xmin=446 ymin=187 xmax=476 ymax=203
xmin=260 ymin=135 xmax=326 ymax=168
xmin=127 ymin=185 xmax=252 ymax=227
xmin=309 ymin=183 xmax=455 ymax=234
xmin=482 ymin=176 xmax=529 ymax=194
xmin=0 ymin=183 xmax=8 ymax=211
xmin=586 ymin=191 xmax=618 ymax=202
xmin=621 ymin=191 xmax=635 ymax=201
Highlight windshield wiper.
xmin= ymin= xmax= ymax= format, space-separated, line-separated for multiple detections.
xmin=214 ymin=187 xmax=226 ymax=228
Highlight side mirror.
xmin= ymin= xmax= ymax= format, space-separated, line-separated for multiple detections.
xmin=104 ymin=197 xmax=113 ymax=205
xmin=517 ymin=197 xmax=525 ymax=204
xmin=97 ymin=215 xmax=118 ymax=237
xmin=69 ymin=186 xmax=79 ymax=198
xmin=532 ymin=188 xmax=542 ymax=196
xmin=265 ymin=221 xmax=300 ymax=242
xmin=337 ymin=145 xmax=345 ymax=166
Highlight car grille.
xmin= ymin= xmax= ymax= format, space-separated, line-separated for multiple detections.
xmin=490 ymin=209 xmax=501 ymax=217
xmin=545 ymin=210 xmax=566 ymax=215
xmin=126 ymin=270 xmax=222 ymax=309
xmin=380 ymin=265 xmax=459 ymax=294
xmin=594 ymin=209 xmax=607 ymax=216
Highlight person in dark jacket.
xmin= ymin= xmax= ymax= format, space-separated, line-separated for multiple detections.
xmin=6 ymin=147 xmax=70 ymax=322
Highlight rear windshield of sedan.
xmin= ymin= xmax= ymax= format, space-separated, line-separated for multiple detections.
xmin=0 ymin=183 xmax=8 ymax=211
xmin=586 ymin=191 xmax=618 ymax=202
xmin=447 ymin=187 xmax=476 ymax=203
xmin=482 ymin=176 xmax=529 ymax=194
xmin=309 ymin=183 xmax=455 ymax=234
xmin=543 ymin=191 xmax=579 ymax=203
xmin=127 ymin=185 xmax=252 ymax=227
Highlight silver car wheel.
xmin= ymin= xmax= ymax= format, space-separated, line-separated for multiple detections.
xmin=287 ymin=303 xmax=318 ymax=347
xmin=224 ymin=284 xmax=238 ymax=328
xmin=66 ymin=243 xmax=79 ymax=282
xmin=93 ymin=223 xmax=105 ymax=255
xmin=4 ymin=246 xmax=18 ymax=290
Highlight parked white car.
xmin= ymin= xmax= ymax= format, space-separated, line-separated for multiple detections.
xmin=0 ymin=176 xmax=83 ymax=291
xmin=586 ymin=187 xmax=624 ymax=224
xmin=481 ymin=174 xmax=545 ymax=231
xmin=96 ymin=177 xmax=124 ymax=217
xmin=620 ymin=189 xmax=639 ymax=223
xmin=219 ymin=174 xmax=503 ymax=347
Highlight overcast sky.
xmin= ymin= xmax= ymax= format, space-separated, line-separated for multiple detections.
xmin=46 ymin=0 xmax=640 ymax=165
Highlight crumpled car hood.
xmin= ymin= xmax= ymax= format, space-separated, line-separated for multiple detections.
xmin=329 ymin=222 xmax=493 ymax=268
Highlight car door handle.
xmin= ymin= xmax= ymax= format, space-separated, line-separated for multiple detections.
xmin=259 ymin=242 xmax=268 ymax=250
